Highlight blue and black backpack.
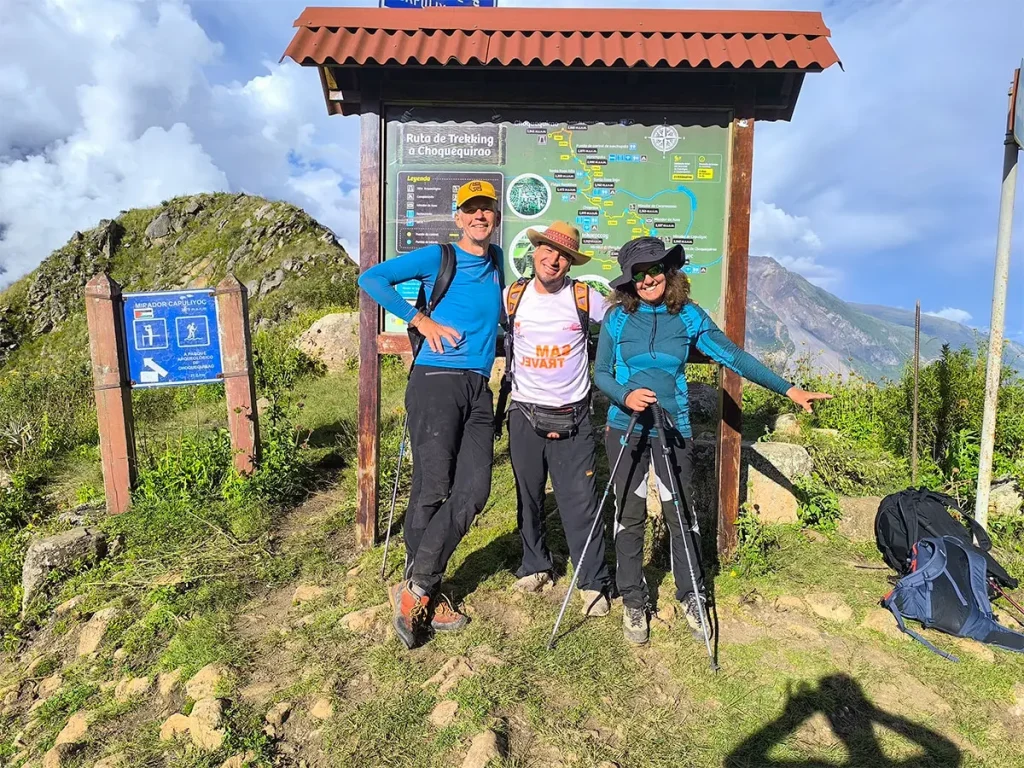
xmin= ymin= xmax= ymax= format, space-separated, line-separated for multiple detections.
xmin=881 ymin=534 xmax=1024 ymax=661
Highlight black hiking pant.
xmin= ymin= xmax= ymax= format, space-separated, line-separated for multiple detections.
xmin=508 ymin=404 xmax=610 ymax=593
xmin=403 ymin=365 xmax=494 ymax=595
xmin=605 ymin=425 xmax=704 ymax=610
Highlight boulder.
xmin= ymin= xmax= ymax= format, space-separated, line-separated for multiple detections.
xmin=22 ymin=527 xmax=107 ymax=615
xmin=77 ymin=607 xmax=120 ymax=656
xmin=145 ymin=211 xmax=175 ymax=239
xmin=38 ymin=674 xmax=62 ymax=699
xmin=838 ymin=496 xmax=883 ymax=541
xmin=990 ymin=479 xmax=1023 ymax=517
xmin=741 ymin=442 xmax=814 ymax=524
xmin=295 ymin=313 xmax=359 ymax=372
xmin=43 ymin=744 xmax=78 ymax=768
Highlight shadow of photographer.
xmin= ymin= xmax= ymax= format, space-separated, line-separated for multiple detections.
xmin=724 ymin=673 xmax=961 ymax=768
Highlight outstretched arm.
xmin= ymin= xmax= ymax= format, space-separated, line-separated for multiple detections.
xmin=685 ymin=304 xmax=831 ymax=413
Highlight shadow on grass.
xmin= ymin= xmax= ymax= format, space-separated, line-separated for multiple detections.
xmin=724 ymin=673 xmax=961 ymax=768
xmin=447 ymin=530 xmax=522 ymax=599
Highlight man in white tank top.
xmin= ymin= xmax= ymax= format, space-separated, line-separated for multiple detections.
xmin=501 ymin=221 xmax=611 ymax=617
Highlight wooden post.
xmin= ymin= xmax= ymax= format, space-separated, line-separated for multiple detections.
xmin=215 ymin=275 xmax=260 ymax=475
xmin=85 ymin=274 xmax=136 ymax=514
xmin=357 ymin=92 xmax=383 ymax=550
xmin=716 ymin=110 xmax=755 ymax=558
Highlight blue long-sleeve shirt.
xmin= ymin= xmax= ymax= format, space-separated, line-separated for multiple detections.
xmin=595 ymin=300 xmax=794 ymax=437
xmin=356 ymin=243 xmax=503 ymax=378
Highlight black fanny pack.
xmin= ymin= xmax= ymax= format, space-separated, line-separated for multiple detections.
xmin=514 ymin=400 xmax=587 ymax=439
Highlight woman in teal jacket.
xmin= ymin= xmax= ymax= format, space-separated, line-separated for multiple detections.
xmin=594 ymin=236 xmax=830 ymax=645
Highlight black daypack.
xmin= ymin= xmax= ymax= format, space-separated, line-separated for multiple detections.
xmin=882 ymin=535 xmax=1024 ymax=661
xmin=874 ymin=488 xmax=1018 ymax=589
xmin=405 ymin=243 xmax=504 ymax=363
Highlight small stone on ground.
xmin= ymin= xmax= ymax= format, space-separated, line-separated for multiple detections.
xmin=422 ymin=656 xmax=475 ymax=695
xmin=266 ymin=701 xmax=292 ymax=728
xmin=292 ymin=584 xmax=326 ymax=604
xmin=429 ymin=699 xmax=459 ymax=728
xmin=55 ymin=711 xmax=89 ymax=746
xmin=185 ymin=663 xmax=229 ymax=700
xmin=309 ymin=697 xmax=334 ymax=720
xmin=461 ymin=730 xmax=502 ymax=768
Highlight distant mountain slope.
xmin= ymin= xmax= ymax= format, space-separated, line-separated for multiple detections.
xmin=745 ymin=257 xmax=1023 ymax=381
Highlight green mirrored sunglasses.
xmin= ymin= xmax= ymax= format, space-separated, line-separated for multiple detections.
xmin=632 ymin=262 xmax=665 ymax=283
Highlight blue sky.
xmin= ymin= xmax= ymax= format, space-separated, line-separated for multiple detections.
xmin=0 ymin=0 xmax=1021 ymax=340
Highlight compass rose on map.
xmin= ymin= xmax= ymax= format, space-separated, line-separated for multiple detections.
xmin=649 ymin=125 xmax=680 ymax=153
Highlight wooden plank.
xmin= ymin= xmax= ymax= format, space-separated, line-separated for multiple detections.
xmin=84 ymin=274 xmax=136 ymax=515
xmin=716 ymin=108 xmax=755 ymax=559
xmin=357 ymin=94 xmax=383 ymax=551
xmin=215 ymin=276 xmax=260 ymax=475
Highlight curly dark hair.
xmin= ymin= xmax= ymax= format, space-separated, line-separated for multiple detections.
xmin=610 ymin=267 xmax=691 ymax=314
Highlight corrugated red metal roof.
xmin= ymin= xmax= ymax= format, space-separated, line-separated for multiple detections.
xmin=282 ymin=8 xmax=840 ymax=71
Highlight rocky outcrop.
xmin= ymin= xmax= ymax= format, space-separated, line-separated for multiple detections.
xmin=21 ymin=527 xmax=107 ymax=615
xmin=295 ymin=313 xmax=359 ymax=372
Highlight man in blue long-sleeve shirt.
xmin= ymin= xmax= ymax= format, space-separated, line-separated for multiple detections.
xmin=357 ymin=180 xmax=504 ymax=649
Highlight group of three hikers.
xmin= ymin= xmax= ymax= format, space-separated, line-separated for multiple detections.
xmin=358 ymin=179 xmax=830 ymax=650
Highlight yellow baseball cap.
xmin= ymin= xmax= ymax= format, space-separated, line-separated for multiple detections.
xmin=455 ymin=180 xmax=499 ymax=209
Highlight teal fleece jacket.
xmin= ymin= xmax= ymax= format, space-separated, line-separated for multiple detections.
xmin=594 ymin=300 xmax=794 ymax=437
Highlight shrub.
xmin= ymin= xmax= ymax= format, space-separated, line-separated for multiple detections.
xmin=794 ymin=474 xmax=842 ymax=532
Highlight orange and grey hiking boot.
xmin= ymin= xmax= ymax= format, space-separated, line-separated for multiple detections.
xmin=430 ymin=594 xmax=469 ymax=633
xmin=389 ymin=580 xmax=429 ymax=649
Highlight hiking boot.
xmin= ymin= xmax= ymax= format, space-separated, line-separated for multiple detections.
xmin=580 ymin=589 xmax=610 ymax=617
xmin=389 ymin=580 xmax=429 ymax=649
xmin=681 ymin=592 xmax=713 ymax=642
xmin=623 ymin=605 xmax=649 ymax=644
xmin=430 ymin=594 xmax=469 ymax=632
xmin=513 ymin=572 xmax=552 ymax=593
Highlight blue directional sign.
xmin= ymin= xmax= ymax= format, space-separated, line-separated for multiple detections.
xmin=122 ymin=289 xmax=223 ymax=388
xmin=382 ymin=0 xmax=496 ymax=7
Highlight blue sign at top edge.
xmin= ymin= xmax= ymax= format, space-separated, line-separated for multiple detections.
xmin=382 ymin=0 xmax=497 ymax=7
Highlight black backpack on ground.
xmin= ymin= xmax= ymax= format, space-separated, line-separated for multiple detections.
xmin=874 ymin=488 xmax=1018 ymax=589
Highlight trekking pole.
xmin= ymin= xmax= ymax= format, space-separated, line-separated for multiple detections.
xmin=650 ymin=402 xmax=718 ymax=672
xmin=547 ymin=410 xmax=640 ymax=651
xmin=990 ymin=578 xmax=1024 ymax=628
xmin=380 ymin=413 xmax=409 ymax=580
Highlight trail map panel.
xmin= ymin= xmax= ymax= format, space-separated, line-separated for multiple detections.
xmin=122 ymin=289 xmax=224 ymax=388
xmin=383 ymin=111 xmax=731 ymax=334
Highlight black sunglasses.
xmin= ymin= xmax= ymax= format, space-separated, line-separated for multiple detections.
xmin=632 ymin=262 xmax=665 ymax=283
xmin=459 ymin=202 xmax=497 ymax=214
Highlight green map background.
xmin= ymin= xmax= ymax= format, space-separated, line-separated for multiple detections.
xmin=383 ymin=117 xmax=731 ymax=333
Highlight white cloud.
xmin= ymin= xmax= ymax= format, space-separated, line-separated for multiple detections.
xmin=925 ymin=307 xmax=973 ymax=324
xmin=750 ymin=201 xmax=841 ymax=288
xmin=0 ymin=0 xmax=361 ymax=282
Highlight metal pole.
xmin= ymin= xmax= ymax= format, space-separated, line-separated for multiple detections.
xmin=975 ymin=88 xmax=1020 ymax=529
xmin=912 ymin=300 xmax=920 ymax=486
